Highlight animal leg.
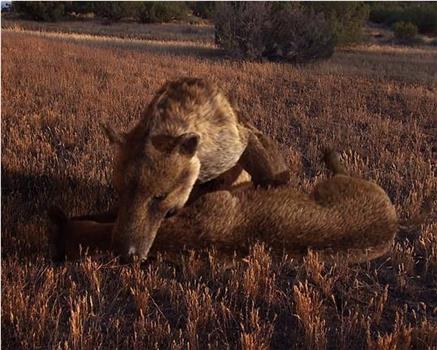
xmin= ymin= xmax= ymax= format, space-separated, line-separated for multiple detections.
xmin=312 ymin=149 xmax=350 ymax=205
xmin=238 ymin=128 xmax=290 ymax=188
xmin=322 ymin=148 xmax=348 ymax=176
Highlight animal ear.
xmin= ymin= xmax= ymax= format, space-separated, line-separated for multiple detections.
xmin=177 ymin=133 xmax=200 ymax=157
xmin=100 ymin=123 xmax=125 ymax=145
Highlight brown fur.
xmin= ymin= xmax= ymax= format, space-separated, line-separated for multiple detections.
xmin=103 ymin=77 xmax=289 ymax=261
xmin=48 ymin=151 xmax=398 ymax=264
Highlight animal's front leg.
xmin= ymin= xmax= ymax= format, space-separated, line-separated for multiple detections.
xmin=238 ymin=128 xmax=290 ymax=188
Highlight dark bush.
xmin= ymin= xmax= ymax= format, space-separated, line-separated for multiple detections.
xmin=308 ymin=2 xmax=369 ymax=45
xmin=403 ymin=5 xmax=437 ymax=34
xmin=186 ymin=1 xmax=215 ymax=19
xmin=65 ymin=2 xmax=96 ymax=15
xmin=93 ymin=2 xmax=140 ymax=22
xmin=138 ymin=2 xmax=188 ymax=23
xmin=268 ymin=6 xmax=336 ymax=63
xmin=214 ymin=2 xmax=335 ymax=64
xmin=13 ymin=1 xmax=66 ymax=21
xmin=369 ymin=3 xmax=437 ymax=35
xmin=369 ymin=3 xmax=403 ymax=25
xmin=392 ymin=21 xmax=418 ymax=42
xmin=214 ymin=2 xmax=268 ymax=59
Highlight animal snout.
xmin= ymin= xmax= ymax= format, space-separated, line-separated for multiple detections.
xmin=119 ymin=246 xmax=146 ymax=264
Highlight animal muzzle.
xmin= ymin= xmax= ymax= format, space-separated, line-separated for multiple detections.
xmin=111 ymin=212 xmax=162 ymax=264
xmin=113 ymin=229 xmax=158 ymax=264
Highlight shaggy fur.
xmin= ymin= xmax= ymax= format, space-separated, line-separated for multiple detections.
xmin=103 ymin=77 xmax=289 ymax=260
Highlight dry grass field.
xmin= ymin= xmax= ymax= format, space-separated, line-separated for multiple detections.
xmin=1 ymin=17 xmax=214 ymax=43
xmin=2 ymin=26 xmax=437 ymax=349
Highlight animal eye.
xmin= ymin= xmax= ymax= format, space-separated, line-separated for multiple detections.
xmin=153 ymin=192 xmax=168 ymax=202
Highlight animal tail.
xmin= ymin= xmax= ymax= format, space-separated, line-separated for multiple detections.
xmin=316 ymin=238 xmax=395 ymax=265
xmin=47 ymin=206 xmax=68 ymax=262
xmin=322 ymin=148 xmax=349 ymax=176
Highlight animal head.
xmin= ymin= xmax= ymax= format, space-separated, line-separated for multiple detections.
xmin=102 ymin=123 xmax=201 ymax=262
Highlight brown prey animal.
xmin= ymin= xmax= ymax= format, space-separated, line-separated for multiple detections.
xmin=101 ymin=77 xmax=290 ymax=262
xmin=48 ymin=150 xmax=398 ymax=264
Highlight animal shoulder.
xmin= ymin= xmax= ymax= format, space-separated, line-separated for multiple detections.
xmin=151 ymin=78 xmax=220 ymax=114
xmin=143 ymin=78 xmax=240 ymax=136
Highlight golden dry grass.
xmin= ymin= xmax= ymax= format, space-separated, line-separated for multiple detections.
xmin=2 ymin=28 xmax=437 ymax=349
xmin=1 ymin=16 xmax=214 ymax=43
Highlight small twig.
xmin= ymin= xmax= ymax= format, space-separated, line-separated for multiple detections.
xmin=148 ymin=293 xmax=168 ymax=323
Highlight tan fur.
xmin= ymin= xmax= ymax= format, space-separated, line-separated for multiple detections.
xmin=104 ymin=77 xmax=289 ymax=261
xmin=153 ymin=176 xmax=397 ymax=264
xmin=48 ymin=152 xmax=398 ymax=265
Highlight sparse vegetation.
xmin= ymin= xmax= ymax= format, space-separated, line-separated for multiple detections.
xmin=2 ymin=23 xmax=437 ymax=349
xmin=1 ymin=18 xmax=214 ymax=43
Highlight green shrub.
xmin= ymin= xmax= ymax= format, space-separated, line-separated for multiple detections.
xmin=369 ymin=3 xmax=437 ymax=35
xmin=308 ymin=2 xmax=370 ymax=45
xmin=392 ymin=21 xmax=418 ymax=42
xmin=369 ymin=3 xmax=403 ymax=24
xmin=214 ymin=2 xmax=335 ymax=63
xmin=268 ymin=6 xmax=336 ymax=63
xmin=403 ymin=5 xmax=437 ymax=34
xmin=214 ymin=2 xmax=268 ymax=59
xmin=138 ymin=2 xmax=188 ymax=23
xmin=186 ymin=1 xmax=215 ymax=19
xmin=93 ymin=2 xmax=140 ymax=22
xmin=65 ymin=2 xmax=96 ymax=15
xmin=13 ymin=1 xmax=66 ymax=21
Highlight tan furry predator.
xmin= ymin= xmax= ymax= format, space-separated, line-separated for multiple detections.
xmin=101 ymin=77 xmax=290 ymax=261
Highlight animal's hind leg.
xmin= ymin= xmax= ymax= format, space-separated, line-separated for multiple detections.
xmin=312 ymin=149 xmax=351 ymax=205
xmin=186 ymin=165 xmax=246 ymax=205
xmin=238 ymin=128 xmax=290 ymax=188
